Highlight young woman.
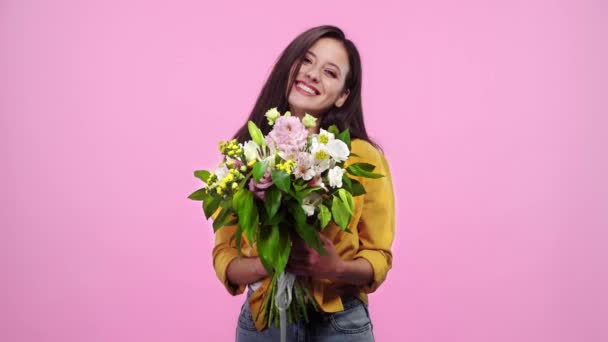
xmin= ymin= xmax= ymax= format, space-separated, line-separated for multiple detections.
xmin=212 ymin=25 xmax=395 ymax=342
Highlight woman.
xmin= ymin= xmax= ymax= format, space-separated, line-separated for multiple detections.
xmin=212 ymin=25 xmax=395 ymax=341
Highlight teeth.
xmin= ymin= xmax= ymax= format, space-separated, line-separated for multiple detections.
xmin=297 ymin=82 xmax=317 ymax=95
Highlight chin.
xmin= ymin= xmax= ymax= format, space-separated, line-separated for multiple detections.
xmin=291 ymin=99 xmax=323 ymax=112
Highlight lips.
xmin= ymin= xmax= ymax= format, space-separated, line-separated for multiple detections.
xmin=295 ymin=80 xmax=320 ymax=95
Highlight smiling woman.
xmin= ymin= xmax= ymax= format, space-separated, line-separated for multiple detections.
xmin=212 ymin=25 xmax=395 ymax=342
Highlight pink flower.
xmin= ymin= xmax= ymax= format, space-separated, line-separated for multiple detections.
xmin=248 ymin=167 xmax=273 ymax=200
xmin=293 ymin=152 xmax=316 ymax=181
xmin=268 ymin=116 xmax=308 ymax=160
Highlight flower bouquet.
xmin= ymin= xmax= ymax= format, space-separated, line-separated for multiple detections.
xmin=188 ymin=108 xmax=383 ymax=335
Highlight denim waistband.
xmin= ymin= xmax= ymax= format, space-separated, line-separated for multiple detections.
xmin=246 ymin=287 xmax=363 ymax=311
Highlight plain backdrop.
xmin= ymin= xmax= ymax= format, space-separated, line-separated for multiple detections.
xmin=1 ymin=0 xmax=606 ymax=341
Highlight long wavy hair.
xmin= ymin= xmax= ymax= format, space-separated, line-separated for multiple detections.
xmin=232 ymin=25 xmax=381 ymax=152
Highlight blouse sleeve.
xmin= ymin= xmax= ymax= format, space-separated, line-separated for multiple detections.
xmin=352 ymin=141 xmax=396 ymax=294
xmin=211 ymin=211 xmax=247 ymax=296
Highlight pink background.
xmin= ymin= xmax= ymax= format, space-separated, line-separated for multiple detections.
xmin=2 ymin=0 xmax=606 ymax=341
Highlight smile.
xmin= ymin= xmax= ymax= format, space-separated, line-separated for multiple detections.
xmin=294 ymin=81 xmax=320 ymax=96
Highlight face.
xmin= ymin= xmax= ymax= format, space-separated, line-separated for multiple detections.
xmin=287 ymin=37 xmax=351 ymax=118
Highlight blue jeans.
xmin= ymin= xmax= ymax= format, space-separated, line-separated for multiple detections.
xmin=236 ymin=287 xmax=375 ymax=341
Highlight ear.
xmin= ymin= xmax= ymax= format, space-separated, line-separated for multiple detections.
xmin=334 ymin=89 xmax=350 ymax=108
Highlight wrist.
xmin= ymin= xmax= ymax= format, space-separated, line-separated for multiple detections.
xmin=334 ymin=259 xmax=348 ymax=281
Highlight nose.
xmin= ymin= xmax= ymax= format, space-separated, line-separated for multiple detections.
xmin=304 ymin=67 xmax=320 ymax=83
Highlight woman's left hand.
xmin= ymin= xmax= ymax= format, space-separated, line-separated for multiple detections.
xmin=286 ymin=233 xmax=343 ymax=280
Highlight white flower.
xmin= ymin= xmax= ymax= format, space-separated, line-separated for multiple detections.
xmin=326 ymin=139 xmax=350 ymax=163
xmin=328 ymin=166 xmax=344 ymax=188
xmin=243 ymin=141 xmax=260 ymax=162
xmin=214 ymin=164 xmax=229 ymax=180
xmin=314 ymin=156 xmax=331 ymax=174
xmin=301 ymin=193 xmax=322 ymax=216
xmin=318 ymin=128 xmax=335 ymax=144
xmin=293 ymin=152 xmax=316 ymax=181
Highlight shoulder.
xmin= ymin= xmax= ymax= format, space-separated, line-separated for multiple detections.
xmin=350 ymin=138 xmax=386 ymax=164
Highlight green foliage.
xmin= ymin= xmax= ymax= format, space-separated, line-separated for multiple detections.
xmin=233 ymin=189 xmax=258 ymax=246
xmin=331 ymin=194 xmax=351 ymax=230
xmin=253 ymin=160 xmax=269 ymax=182
xmin=188 ymin=188 xmax=206 ymax=201
xmin=193 ymin=170 xmax=211 ymax=182
xmin=271 ymin=170 xmax=291 ymax=193
xmin=337 ymin=128 xmax=351 ymax=151
xmin=248 ymin=120 xmax=265 ymax=146
xmin=212 ymin=206 xmax=234 ymax=231
xmin=327 ymin=124 xmax=340 ymax=137
xmin=202 ymin=195 xmax=221 ymax=219
xmin=317 ymin=204 xmax=331 ymax=229
xmin=257 ymin=224 xmax=291 ymax=276
xmin=346 ymin=162 xmax=384 ymax=179
xmin=264 ymin=187 xmax=282 ymax=220
xmin=350 ymin=178 xmax=366 ymax=196
xmin=289 ymin=202 xmax=326 ymax=255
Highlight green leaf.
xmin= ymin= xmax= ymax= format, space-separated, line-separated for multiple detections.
xmin=293 ymin=183 xmax=307 ymax=192
xmin=267 ymin=208 xmax=285 ymax=226
xmin=203 ymin=195 xmax=221 ymax=219
xmin=212 ymin=206 xmax=234 ymax=231
xmin=194 ymin=170 xmax=211 ymax=182
xmin=338 ymin=189 xmax=354 ymax=215
xmin=294 ymin=186 xmax=321 ymax=202
xmin=264 ymin=187 xmax=282 ymax=220
xmin=271 ymin=170 xmax=291 ymax=193
xmin=346 ymin=163 xmax=384 ymax=179
xmin=341 ymin=174 xmax=352 ymax=192
xmin=233 ymin=189 xmax=258 ymax=246
xmin=328 ymin=125 xmax=340 ymax=137
xmin=253 ymin=160 xmax=269 ymax=182
xmin=331 ymin=194 xmax=351 ymax=229
xmin=317 ymin=204 xmax=331 ymax=229
xmin=337 ymin=129 xmax=351 ymax=151
xmin=289 ymin=203 xmax=326 ymax=255
xmin=350 ymin=178 xmax=366 ymax=197
xmin=257 ymin=224 xmax=291 ymax=276
xmin=188 ymin=188 xmax=207 ymax=201
xmin=233 ymin=226 xmax=243 ymax=259
xmin=351 ymin=162 xmax=375 ymax=172
xmin=256 ymin=225 xmax=276 ymax=275
xmin=275 ymin=225 xmax=291 ymax=275
xmin=248 ymin=120 xmax=265 ymax=147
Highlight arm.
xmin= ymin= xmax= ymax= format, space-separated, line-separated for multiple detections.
xmin=335 ymin=258 xmax=374 ymax=286
xmin=226 ymin=255 xmax=269 ymax=286
xmin=212 ymin=220 xmax=268 ymax=295
xmin=352 ymin=145 xmax=395 ymax=293
xmin=285 ymin=142 xmax=395 ymax=293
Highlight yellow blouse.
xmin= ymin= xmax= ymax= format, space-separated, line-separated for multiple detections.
xmin=211 ymin=138 xmax=395 ymax=331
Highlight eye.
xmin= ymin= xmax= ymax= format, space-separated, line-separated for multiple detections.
xmin=302 ymin=57 xmax=312 ymax=64
xmin=325 ymin=70 xmax=337 ymax=78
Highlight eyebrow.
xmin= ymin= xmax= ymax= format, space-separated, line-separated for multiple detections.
xmin=306 ymin=51 xmax=342 ymax=75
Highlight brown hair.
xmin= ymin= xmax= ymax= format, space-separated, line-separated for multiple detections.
xmin=232 ymin=25 xmax=382 ymax=152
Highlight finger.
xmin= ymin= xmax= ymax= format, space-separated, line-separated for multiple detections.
xmin=286 ymin=265 xmax=309 ymax=276
xmin=318 ymin=234 xmax=333 ymax=246
xmin=288 ymin=254 xmax=311 ymax=265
